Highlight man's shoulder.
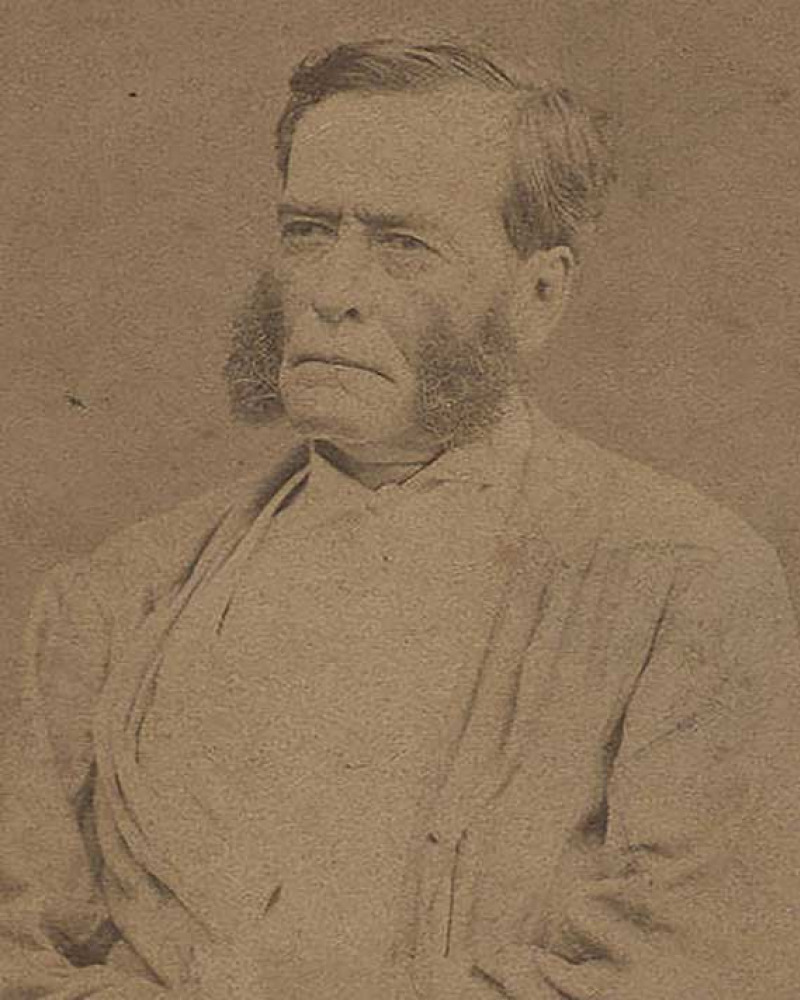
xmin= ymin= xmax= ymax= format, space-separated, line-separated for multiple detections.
xmin=81 ymin=435 xmax=307 ymax=613
xmin=522 ymin=414 xmax=772 ymax=564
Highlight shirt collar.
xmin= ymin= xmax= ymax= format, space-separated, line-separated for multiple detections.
xmin=302 ymin=392 xmax=533 ymax=510
xmin=415 ymin=392 xmax=532 ymax=491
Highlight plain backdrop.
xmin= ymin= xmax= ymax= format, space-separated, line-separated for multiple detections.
xmin=3 ymin=0 xmax=800 ymax=709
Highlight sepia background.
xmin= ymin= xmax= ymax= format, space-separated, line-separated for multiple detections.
xmin=3 ymin=0 xmax=800 ymax=702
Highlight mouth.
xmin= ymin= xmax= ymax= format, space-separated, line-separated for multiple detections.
xmin=291 ymin=354 xmax=391 ymax=380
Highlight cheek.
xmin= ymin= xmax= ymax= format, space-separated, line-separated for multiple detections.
xmin=376 ymin=295 xmax=444 ymax=366
xmin=405 ymin=257 xmax=509 ymax=336
xmin=276 ymin=265 xmax=309 ymax=321
xmin=274 ymin=255 xmax=325 ymax=325
xmin=388 ymin=284 xmax=494 ymax=366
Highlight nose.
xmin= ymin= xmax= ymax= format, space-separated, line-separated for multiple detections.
xmin=311 ymin=228 xmax=370 ymax=325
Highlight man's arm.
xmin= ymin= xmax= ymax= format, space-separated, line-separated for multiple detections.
xmin=0 ymin=561 xmax=175 ymax=999
xmin=423 ymin=539 xmax=800 ymax=999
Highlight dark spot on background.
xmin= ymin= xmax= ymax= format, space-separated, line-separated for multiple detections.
xmin=766 ymin=86 xmax=793 ymax=107
xmin=65 ymin=392 xmax=87 ymax=410
xmin=128 ymin=91 xmax=138 ymax=98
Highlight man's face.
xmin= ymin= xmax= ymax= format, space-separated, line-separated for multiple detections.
xmin=276 ymin=86 xmax=523 ymax=460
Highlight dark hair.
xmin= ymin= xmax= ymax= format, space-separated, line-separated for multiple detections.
xmin=275 ymin=39 xmax=615 ymax=257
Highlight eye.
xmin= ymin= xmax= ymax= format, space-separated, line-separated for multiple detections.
xmin=374 ymin=231 xmax=431 ymax=253
xmin=280 ymin=218 xmax=337 ymax=251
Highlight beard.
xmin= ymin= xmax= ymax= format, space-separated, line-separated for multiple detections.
xmin=223 ymin=270 xmax=287 ymax=425
xmin=224 ymin=269 xmax=520 ymax=446
xmin=414 ymin=301 xmax=520 ymax=445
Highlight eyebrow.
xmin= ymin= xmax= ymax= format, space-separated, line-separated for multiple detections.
xmin=356 ymin=209 xmax=438 ymax=233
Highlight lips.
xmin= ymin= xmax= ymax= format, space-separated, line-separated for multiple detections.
xmin=291 ymin=354 xmax=391 ymax=379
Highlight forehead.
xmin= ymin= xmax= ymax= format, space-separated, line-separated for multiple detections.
xmin=285 ymin=87 xmax=514 ymax=226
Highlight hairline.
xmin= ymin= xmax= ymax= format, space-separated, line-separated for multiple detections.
xmin=275 ymin=41 xmax=613 ymax=258
xmin=284 ymin=82 xmax=520 ymax=217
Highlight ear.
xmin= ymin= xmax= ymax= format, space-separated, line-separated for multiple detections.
xmin=509 ymin=245 xmax=575 ymax=354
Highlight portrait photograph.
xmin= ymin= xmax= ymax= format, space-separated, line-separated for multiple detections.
xmin=2 ymin=1 xmax=800 ymax=998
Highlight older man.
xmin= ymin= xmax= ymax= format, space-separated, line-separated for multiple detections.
xmin=2 ymin=39 xmax=799 ymax=1000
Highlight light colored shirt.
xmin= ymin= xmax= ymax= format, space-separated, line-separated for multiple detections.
xmin=137 ymin=401 xmax=532 ymax=981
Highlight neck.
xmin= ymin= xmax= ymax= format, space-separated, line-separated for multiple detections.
xmin=314 ymin=439 xmax=445 ymax=490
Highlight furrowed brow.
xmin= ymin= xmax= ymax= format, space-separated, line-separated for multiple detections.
xmin=354 ymin=209 xmax=438 ymax=234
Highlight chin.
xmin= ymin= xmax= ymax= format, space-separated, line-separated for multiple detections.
xmin=280 ymin=373 xmax=399 ymax=447
xmin=282 ymin=400 xmax=378 ymax=449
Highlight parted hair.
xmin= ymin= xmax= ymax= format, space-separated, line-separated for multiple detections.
xmin=275 ymin=39 xmax=616 ymax=258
